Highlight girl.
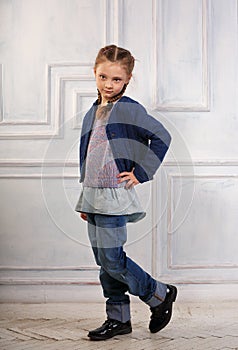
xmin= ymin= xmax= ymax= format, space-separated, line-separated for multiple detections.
xmin=75 ymin=44 xmax=177 ymax=341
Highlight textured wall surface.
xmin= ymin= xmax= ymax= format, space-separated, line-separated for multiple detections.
xmin=0 ymin=0 xmax=238 ymax=302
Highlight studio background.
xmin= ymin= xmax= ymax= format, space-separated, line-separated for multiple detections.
xmin=0 ymin=0 xmax=238 ymax=302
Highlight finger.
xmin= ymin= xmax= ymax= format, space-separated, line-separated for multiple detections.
xmin=125 ymin=181 xmax=131 ymax=189
xmin=118 ymin=175 xmax=131 ymax=183
xmin=125 ymin=179 xmax=135 ymax=189
xmin=117 ymin=172 xmax=130 ymax=178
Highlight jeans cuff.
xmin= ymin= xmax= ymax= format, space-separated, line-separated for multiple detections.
xmin=145 ymin=281 xmax=167 ymax=308
xmin=106 ymin=302 xmax=131 ymax=323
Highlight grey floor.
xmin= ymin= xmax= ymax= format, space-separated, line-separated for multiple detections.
xmin=0 ymin=301 xmax=237 ymax=349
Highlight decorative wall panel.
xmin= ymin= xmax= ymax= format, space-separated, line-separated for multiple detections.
xmin=154 ymin=0 xmax=210 ymax=111
xmin=0 ymin=0 xmax=238 ymax=301
xmin=156 ymin=165 xmax=238 ymax=284
xmin=0 ymin=0 xmax=109 ymax=138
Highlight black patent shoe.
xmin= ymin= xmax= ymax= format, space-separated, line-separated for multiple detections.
xmin=149 ymin=284 xmax=177 ymax=333
xmin=88 ymin=318 xmax=132 ymax=341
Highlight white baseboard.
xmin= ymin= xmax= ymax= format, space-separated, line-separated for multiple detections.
xmin=1 ymin=284 xmax=238 ymax=303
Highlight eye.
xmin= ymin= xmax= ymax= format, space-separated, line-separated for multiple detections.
xmin=99 ymin=74 xmax=106 ymax=80
xmin=114 ymin=78 xmax=122 ymax=82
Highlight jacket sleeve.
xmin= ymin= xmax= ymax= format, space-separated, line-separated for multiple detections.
xmin=132 ymin=107 xmax=172 ymax=183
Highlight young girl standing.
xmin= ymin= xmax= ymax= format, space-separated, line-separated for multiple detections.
xmin=75 ymin=44 xmax=177 ymax=341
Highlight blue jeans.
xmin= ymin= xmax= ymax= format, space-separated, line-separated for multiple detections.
xmin=87 ymin=213 xmax=167 ymax=322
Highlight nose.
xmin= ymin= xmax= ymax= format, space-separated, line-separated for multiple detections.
xmin=105 ymin=80 xmax=113 ymax=88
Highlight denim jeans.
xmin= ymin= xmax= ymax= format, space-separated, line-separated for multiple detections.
xmin=87 ymin=213 xmax=167 ymax=322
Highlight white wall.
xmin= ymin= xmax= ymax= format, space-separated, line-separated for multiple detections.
xmin=0 ymin=0 xmax=238 ymax=302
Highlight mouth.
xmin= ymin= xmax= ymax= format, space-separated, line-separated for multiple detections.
xmin=103 ymin=89 xmax=113 ymax=94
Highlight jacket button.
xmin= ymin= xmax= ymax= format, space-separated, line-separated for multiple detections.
xmin=111 ymin=132 xmax=115 ymax=137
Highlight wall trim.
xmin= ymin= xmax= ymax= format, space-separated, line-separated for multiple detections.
xmin=1 ymin=163 xmax=238 ymax=286
xmin=0 ymin=0 xmax=121 ymax=138
xmin=153 ymin=0 xmax=210 ymax=111
xmin=0 ymin=266 xmax=99 ymax=271
xmin=0 ymin=64 xmax=3 ymax=122
xmin=1 ymin=283 xmax=238 ymax=303
xmin=0 ymin=266 xmax=100 ymax=286
xmin=103 ymin=0 xmax=124 ymax=45
xmin=167 ymin=174 xmax=238 ymax=270
xmin=72 ymin=90 xmax=97 ymax=129
xmin=2 ymin=159 xmax=238 ymax=167
xmin=0 ymin=62 xmax=94 ymax=139
xmin=0 ymin=279 xmax=99 ymax=286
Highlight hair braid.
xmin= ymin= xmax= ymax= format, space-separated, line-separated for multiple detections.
xmin=96 ymin=83 xmax=128 ymax=119
xmin=97 ymin=83 xmax=128 ymax=106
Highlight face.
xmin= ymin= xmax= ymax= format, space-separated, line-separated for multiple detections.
xmin=94 ymin=60 xmax=131 ymax=104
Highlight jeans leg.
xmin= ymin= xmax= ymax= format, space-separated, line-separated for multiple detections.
xmin=92 ymin=214 xmax=167 ymax=306
xmin=87 ymin=213 xmax=131 ymax=322
xmin=100 ymin=268 xmax=130 ymax=322
xmin=98 ymin=247 xmax=166 ymax=304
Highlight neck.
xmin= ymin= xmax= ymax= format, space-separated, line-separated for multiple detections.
xmin=101 ymin=98 xmax=109 ymax=106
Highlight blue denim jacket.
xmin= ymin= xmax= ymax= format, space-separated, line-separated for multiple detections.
xmin=79 ymin=96 xmax=171 ymax=183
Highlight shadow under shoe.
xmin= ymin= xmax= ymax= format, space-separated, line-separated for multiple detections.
xmin=88 ymin=318 xmax=132 ymax=341
xmin=149 ymin=284 xmax=177 ymax=333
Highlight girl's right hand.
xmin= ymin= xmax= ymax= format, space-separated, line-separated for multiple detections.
xmin=117 ymin=169 xmax=139 ymax=189
xmin=80 ymin=213 xmax=88 ymax=221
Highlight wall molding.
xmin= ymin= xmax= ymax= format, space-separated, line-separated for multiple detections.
xmin=0 ymin=159 xmax=238 ymax=183
xmin=0 ymin=279 xmax=99 ymax=286
xmin=1 ymin=283 xmax=238 ymax=303
xmin=153 ymin=0 xmax=210 ymax=111
xmin=1 ymin=159 xmax=238 ymax=168
xmin=0 ymin=266 xmax=99 ymax=270
xmin=0 ymin=64 xmax=3 ymax=122
xmin=0 ymin=266 xmax=99 ymax=286
xmin=72 ymin=91 xmax=97 ymax=129
xmin=1 ymin=163 xmax=238 ymax=286
xmin=0 ymin=0 xmax=123 ymax=140
xmin=103 ymin=0 xmax=124 ymax=45
xmin=0 ymin=160 xmax=238 ymax=179
xmin=0 ymin=63 xmax=95 ymax=139
xmin=167 ymin=174 xmax=238 ymax=271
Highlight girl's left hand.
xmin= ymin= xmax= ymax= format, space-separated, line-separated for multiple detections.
xmin=117 ymin=169 xmax=139 ymax=189
xmin=80 ymin=213 xmax=88 ymax=221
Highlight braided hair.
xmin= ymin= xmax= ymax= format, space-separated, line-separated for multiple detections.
xmin=94 ymin=44 xmax=135 ymax=115
xmin=96 ymin=83 xmax=128 ymax=119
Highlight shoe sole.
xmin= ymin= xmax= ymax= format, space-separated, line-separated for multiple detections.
xmin=88 ymin=327 xmax=132 ymax=341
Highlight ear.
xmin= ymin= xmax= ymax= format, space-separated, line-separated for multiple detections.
xmin=126 ymin=74 xmax=132 ymax=84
